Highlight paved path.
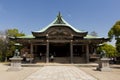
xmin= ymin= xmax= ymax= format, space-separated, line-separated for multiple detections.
xmin=24 ymin=66 xmax=97 ymax=80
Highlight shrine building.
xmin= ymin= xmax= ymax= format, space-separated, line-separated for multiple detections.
xmin=14 ymin=12 xmax=109 ymax=63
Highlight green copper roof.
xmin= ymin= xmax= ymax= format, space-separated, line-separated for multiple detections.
xmin=17 ymin=35 xmax=35 ymax=39
xmin=17 ymin=12 xmax=105 ymax=39
xmin=84 ymin=35 xmax=101 ymax=39
xmin=33 ymin=12 xmax=86 ymax=33
xmin=17 ymin=34 xmax=102 ymax=39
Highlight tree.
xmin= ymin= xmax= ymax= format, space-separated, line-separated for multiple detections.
xmin=116 ymin=38 xmax=120 ymax=53
xmin=6 ymin=28 xmax=25 ymax=37
xmin=90 ymin=31 xmax=98 ymax=36
xmin=0 ymin=39 xmax=6 ymax=61
xmin=108 ymin=21 xmax=120 ymax=38
xmin=0 ymin=28 xmax=25 ymax=62
xmin=108 ymin=21 xmax=120 ymax=56
xmin=97 ymin=44 xmax=117 ymax=58
xmin=0 ymin=31 xmax=8 ymax=61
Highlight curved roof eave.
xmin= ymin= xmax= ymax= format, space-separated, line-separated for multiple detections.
xmin=84 ymin=34 xmax=102 ymax=39
xmin=84 ymin=35 xmax=110 ymax=40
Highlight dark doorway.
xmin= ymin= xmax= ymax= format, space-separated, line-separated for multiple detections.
xmin=73 ymin=45 xmax=85 ymax=57
xmin=34 ymin=45 xmax=46 ymax=62
xmin=49 ymin=43 xmax=70 ymax=57
xmin=36 ymin=45 xmax=46 ymax=56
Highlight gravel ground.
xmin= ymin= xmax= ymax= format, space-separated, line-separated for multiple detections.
xmin=0 ymin=63 xmax=120 ymax=80
xmin=0 ymin=63 xmax=40 ymax=80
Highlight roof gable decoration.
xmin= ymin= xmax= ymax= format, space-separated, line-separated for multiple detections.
xmin=53 ymin=12 xmax=65 ymax=24
xmin=33 ymin=12 xmax=86 ymax=33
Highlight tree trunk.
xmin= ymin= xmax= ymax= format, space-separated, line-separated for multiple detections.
xmin=5 ymin=57 xmax=7 ymax=62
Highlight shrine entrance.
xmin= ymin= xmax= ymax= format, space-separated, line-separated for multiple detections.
xmin=15 ymin=12 xmax=109 ymax=63
xmin=49 ymin=43 xmax=70 ymax=63
xmin=34 ymin=43 xmax=86 ymax=63
xmin=49 ymin=43 xmax=70 ymax=57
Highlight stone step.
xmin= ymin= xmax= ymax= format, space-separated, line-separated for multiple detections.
xmin=21 ymin=63 xmax=98 ymax=67
xmin=32 ymin=57 xmax=86 ymax=63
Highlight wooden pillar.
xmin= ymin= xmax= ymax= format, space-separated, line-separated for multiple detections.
xmin=70 ymin=40 xmax=73 ymax=63
xmin=35 ymin=45 xmax=37 ymax=53
xmin=46 ymin=40 xmax=49 ymax=63
xmin=82 ymin=45 xmax=84 ymax=53
xmin=86 ymin=44 xmax=89 ymax=63
xmin=94 ymin=46 xmax=97 ymax=54
xmin=30 ymin=44 xmax=33 ymax=54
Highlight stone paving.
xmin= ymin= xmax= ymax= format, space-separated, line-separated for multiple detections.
xmin=24 ymin=66 xmax=97 ymax=80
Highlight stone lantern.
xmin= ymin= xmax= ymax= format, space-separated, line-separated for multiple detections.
xmin=97 ymin=50 xmax=111 ymax=71
xmin=8 ymin=43 xmax=23 ymax=71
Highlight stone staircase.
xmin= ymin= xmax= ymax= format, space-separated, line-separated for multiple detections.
xmin=54 ymin=57 xmax=85 ymax=63
xmin=54 ymin=57 xmax=70 ymax=63
xmin=33 ymin=57 xmax=85 ymax=63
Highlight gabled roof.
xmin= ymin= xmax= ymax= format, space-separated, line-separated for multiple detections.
xmin=33 ymin=12 xmax=86 ymax=33
xmin=17 ymin=12 xmax=105 ymax=39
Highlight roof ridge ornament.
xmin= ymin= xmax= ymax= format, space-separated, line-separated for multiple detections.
xmin=54 ymin=12 xmax=65 ymax=24
xmin=58 ymin=12 xmax=62 ymax=17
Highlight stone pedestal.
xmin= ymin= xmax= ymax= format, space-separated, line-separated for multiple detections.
xmin=97 ymin=58 xmax=111 ymax=71
xmin=8 ymin=57 xmax=23 ymax=71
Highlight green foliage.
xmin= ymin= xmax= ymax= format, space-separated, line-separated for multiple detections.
xmin=6 ymin=41 xmax=15 ymax=57
xmin=90 ymin=31 xmax=98 ymax=36
xmin=116 ymin=38 xmax=120 ymax=55
xmin=108 ymin=21 xmax=120 ymax=39
xmin=0 ymin=51 xmax=3 ymax=61
xmin=0 ymin=28 xmax=25 ymax=62
xmin=108 ymin=29 xmax=114 ymax=40
xmin=108 ymin=21 xmax=120 ymax=55
xmin=97 ymin=44 xmax=118 ymax=57
xmin=7 ymin=28 xmax=25 ymax=37
xmin=0 ymin=39 xmax=6 ymax=61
